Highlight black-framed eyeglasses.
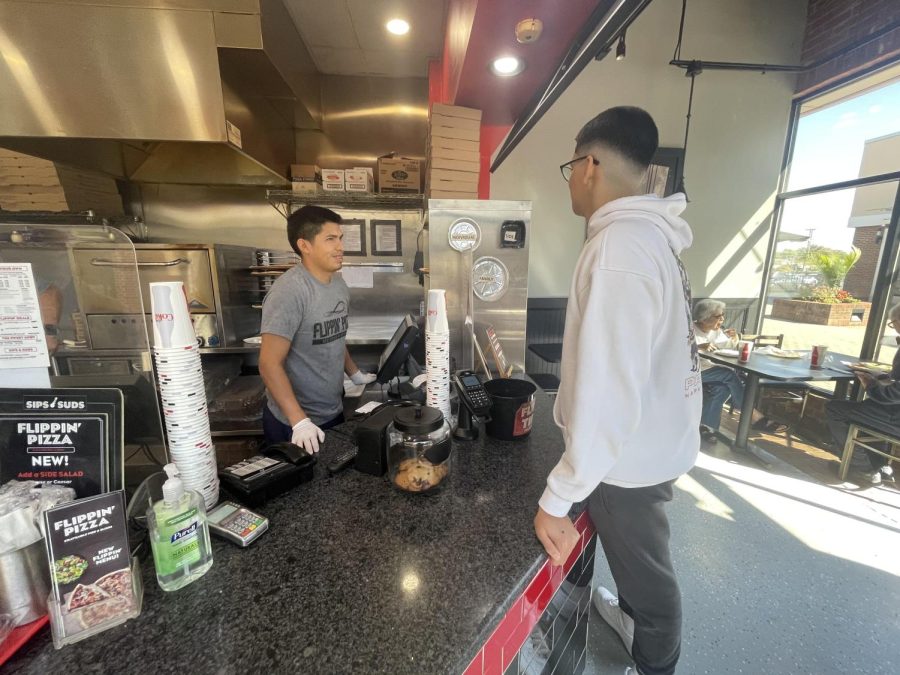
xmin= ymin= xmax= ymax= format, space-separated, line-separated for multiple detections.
xmin=559 ymin=155 xmax=599 ymax=182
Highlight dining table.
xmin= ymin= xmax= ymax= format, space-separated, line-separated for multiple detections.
xmin=699 ymin=347 xmax=859 ymax=452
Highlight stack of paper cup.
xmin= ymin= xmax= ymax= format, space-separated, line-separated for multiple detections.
xmin=426 ymin=289 xmax=452 ymax=422
xmin=149 ymin=282 xmax=219 ymax=509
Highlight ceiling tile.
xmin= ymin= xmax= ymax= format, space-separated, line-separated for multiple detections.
xmin=347 ymin=0 xmax=446 ymax=55
xmin=311 ymin=47 xmax=369 ymax=76
xmin=360 ymin=50 xmax=431 ymax=79
xmin=284 ymin=0 xmax=358 ymax=49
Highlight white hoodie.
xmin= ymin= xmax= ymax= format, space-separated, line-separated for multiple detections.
xmin=539 ymin=194 xmax=702 ymax=518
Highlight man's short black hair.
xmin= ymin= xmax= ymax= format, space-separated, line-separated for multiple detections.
xmin=575 ymin=106 xmax=659 ymax=170
xmin=287 ymin=205 xmax=342 ymax=256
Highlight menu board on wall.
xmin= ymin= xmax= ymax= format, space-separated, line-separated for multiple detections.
xmin=0 ymin=388 xmax=124 ymax=496
xmin=0 ymin=262 xmax=51 ymax=369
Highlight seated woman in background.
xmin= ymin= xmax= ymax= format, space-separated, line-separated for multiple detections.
xmin=693 ymin=299 xmax=765 ymax=443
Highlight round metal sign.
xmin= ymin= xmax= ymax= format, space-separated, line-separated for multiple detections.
xmin=448 ymin=218 xmax=481 ymax=252
xmin=472 ymin=256 xmax=509 ymax=302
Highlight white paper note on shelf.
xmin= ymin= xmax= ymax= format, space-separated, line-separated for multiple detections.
xmin=0 ymin=263 xmax=50 ymax=370
xmin=341 ymin=266 xmax=374 ymax=288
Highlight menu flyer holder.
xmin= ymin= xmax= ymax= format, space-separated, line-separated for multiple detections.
xmin=482 ymin=326 xmax=513 ymax=378
xmin=43 ymin=491 xmax=143 ymax=648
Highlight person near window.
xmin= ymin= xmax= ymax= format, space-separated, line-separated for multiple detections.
xmin=693 ymin=299 xmax=766 ymax=442
xmin=825 ymin=303 xmax=900 ymax=485
xmin=533 ymin=106 xmax=701 ymax=675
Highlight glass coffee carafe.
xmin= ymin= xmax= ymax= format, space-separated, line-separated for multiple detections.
xmin=387 ymin=406 xmax=452 ymax=493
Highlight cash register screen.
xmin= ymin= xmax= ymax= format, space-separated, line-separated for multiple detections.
xmin=376 ymin=314 xmax=419 ymax=384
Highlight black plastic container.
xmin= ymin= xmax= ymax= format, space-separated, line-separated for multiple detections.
xmin=483 ymin=378 xmax=537 ymax=441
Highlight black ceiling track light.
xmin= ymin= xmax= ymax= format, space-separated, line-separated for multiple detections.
xmin=615 ymin=32 xmax=626 ymax=61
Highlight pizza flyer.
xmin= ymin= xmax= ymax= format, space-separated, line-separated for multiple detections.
xmin=0 ymin=388 xmax=124 ymax=497
xmin=44 ymin=490 xmax=139 ymax=643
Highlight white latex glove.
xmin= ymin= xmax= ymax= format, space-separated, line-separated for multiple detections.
xmin=350 ymin=370 xmax=377 ymax=386
xmin=291 ymin=418 xmax=324 ymax=454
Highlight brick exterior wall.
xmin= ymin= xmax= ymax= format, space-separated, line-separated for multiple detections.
xmin=797 ymin=0 xmax=900 ymax=96
xmin=771 ymin=298 xmax=871 ymax=326
xmin=843 ymin=225 xmax=884 ymax=300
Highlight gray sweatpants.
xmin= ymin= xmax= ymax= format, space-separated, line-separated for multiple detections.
xmin=589 ymin=480 xmax=681 ymax=675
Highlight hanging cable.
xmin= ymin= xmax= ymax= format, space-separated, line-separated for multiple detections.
xmin=677 ymin=65 xmax=700 ymax=198
xmin=673 ymin=0 xmax=688 ymax=61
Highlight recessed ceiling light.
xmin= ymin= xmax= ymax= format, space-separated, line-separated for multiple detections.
xmin=490 ymin=56 xmax=524 ymax=77
xmin=386 ymin=18 xmax=410 ymax=35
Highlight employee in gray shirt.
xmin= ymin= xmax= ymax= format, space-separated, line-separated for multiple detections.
xmin=259 ymin=205 xmax=375 ymax=453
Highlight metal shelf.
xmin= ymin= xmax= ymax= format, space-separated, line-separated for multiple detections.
xmin=266 ymin=190 xmax=425 ymax=217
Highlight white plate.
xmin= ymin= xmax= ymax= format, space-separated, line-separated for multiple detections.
xmin=716 ymin=349 xmax=739 ymax=357
xmin=243 ymin=336 xmax=262 ymax=345
xmin=769 ymin=348 xmax=803 ymax=359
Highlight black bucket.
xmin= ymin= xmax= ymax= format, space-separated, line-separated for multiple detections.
xmin=484 ymin=378 xmax=537 ymax=441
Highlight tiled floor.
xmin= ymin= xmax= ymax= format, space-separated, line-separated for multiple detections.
xmin=584 ymin=427 xmax=900 ymax=674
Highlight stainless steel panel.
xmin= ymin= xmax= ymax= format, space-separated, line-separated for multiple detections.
xmin=135 ymin=248 xmax=216 ymax=313
xmin=0 ymin=1 xmax=305 ymax=186
xmin=427 ymin=200 xmax=531 ymax=373
xmin=86 ymin=314 xmax=148 ymax=350
xmin=211 ymin=244 xmax=261 ymax=346
xmin=295 ymin=75 xmax=428 ymax=169
xmin=71 ymin=247 xmax=216 ymax=315
xmin=66 ymin=356 xmax=136 ymax=377
xmin=0 ymin=2 xmax=225 ymax=140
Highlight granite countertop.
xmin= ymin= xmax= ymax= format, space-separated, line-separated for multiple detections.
xmin=8 ymin=388 xmax=567 ymax=675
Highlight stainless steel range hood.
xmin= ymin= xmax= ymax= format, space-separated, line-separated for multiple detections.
xmin=0 ymin=0 xmax=320 ymax=186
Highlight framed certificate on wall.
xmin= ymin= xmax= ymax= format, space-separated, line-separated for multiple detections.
xmin=340 ymin=219 xmax=366 ymax=256
xmin=371 ymin=219 xmax=402 ymax=256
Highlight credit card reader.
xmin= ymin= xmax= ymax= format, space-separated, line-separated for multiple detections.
xmin=207 ymin=501 xmax=268 ymax=547
xmin=452 ymin=370 xmax=492 ymax=440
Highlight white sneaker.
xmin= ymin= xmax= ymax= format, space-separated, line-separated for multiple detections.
xmin=593 ymin=586 xmax=634 ymax=656
xmin=864 ymin=470 xmax=882 ymax=485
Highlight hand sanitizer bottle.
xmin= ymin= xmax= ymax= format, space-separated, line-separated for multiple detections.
xmin=147 ymin=463 xmax=213 ymax=591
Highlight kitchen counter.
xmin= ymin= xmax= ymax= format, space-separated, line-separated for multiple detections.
xmin=8 ymin=387 xmax=593 ymax=675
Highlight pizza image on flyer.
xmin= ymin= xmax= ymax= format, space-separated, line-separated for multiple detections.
xmin=43 ymin=490 xmax=139 ymax=642
xmin=66 ymin=583 xmax=110 ymax=611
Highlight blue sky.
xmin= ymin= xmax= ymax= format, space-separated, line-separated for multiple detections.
xmin=780 ymin=78 xmax=900 ymax=249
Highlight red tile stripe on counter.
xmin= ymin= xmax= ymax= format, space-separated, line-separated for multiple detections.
xmin=463 ymin=511 xmax=596 ymax=675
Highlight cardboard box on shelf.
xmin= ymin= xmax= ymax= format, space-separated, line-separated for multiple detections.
xmin=428 ymin=178 xmax=480 ymax=193
xmin=291 ymin=181 xmax=320 ymax=195
xmin=321 ymin=168 xmax=345 ymax=191
xmin=430 ymin=113 xmax=482 ymax=134
xmin=428 ymin=156 xmax=481 ymax=173
xmin=290 ymin=164 xmax=321 ymax=182
xmin=428 ymin=124 xmax=480 ymax=142
xmin=345 ymin=168 xmax=373 ymax=192
xmin=428 ymin=190 xmax=478 ymax=200
xmin=377 ymin=157 xmax=420 ymax=193
xmin=428 ymin=135 xmax=480 ymax=156
xmin=430 ymin=103 xmax=482 ymax=122
xmin=428 ymin=168 xmax=479 ymax=186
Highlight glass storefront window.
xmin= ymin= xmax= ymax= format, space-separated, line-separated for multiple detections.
xmin=786 ymin=69 xmax=900 ymax=192
xmin=763 ymin=181 xmax=899 ymax=366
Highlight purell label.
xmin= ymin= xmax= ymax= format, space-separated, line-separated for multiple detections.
xmin=171 ymin=520 xmax=199 ymax=544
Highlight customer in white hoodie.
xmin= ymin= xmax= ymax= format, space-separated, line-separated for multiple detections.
xmin=533 ymin=107 xmax=701 ymax=675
